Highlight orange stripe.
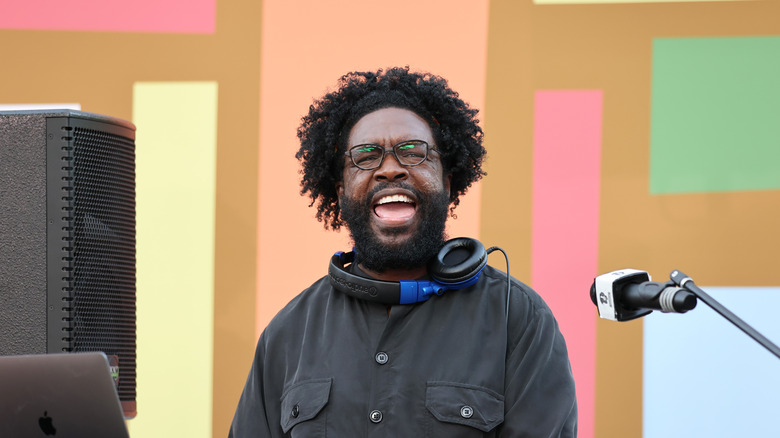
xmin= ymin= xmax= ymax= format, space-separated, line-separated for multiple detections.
xmin=256 ymin=0 xmax=490 ymax=335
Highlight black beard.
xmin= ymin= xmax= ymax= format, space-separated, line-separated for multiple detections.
xmin=339 ymin=182 xmax=450 ymax=274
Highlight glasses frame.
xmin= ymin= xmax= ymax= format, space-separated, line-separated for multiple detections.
xmin=345 ymin=139 xmax=436 ymax=171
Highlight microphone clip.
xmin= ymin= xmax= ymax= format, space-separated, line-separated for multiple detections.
xmin=592 ymin=269 xmax=652 ymax=322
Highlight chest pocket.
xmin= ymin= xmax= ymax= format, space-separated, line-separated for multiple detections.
xmin=425 ymin=381 xmax=504 ymax=434
xmin=280 ymin=378 xmax=332 ymax=435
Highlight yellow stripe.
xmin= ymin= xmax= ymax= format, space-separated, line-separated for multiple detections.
xmin=130 ymin=82 xmax=218 ymax=438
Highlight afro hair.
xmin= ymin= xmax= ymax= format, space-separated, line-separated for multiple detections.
xmin=296 ymin=66 xmax=486 ymax=230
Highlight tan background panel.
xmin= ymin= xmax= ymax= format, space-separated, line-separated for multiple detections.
xmin=0 ymin=1 xmax=261 ymax=434
xmin=485 ymin=1 xmax=780 ymax=436
xmin=3 ymin=0 xmax=780 ymax=436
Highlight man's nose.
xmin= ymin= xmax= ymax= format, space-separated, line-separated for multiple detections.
xmin=373 ymin=151 xmax=409 ymax=182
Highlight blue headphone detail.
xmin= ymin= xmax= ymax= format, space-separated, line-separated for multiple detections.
xmin=328 ymin=238 xmax=488 ymax=304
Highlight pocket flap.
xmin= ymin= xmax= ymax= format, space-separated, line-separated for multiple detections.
xmin=425 ymin=381 xmax=504 ymax=432
xmin=280 ymin=378 xmax=332 ymax=433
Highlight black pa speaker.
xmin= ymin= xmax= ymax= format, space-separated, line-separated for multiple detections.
xmin=0 ymin=109 xmax=137 ymax=417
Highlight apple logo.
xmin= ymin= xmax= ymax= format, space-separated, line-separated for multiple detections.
xmin=38 ymin=411 xmax=57 ymax=436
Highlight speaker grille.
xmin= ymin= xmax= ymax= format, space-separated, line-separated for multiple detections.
xmin=62 ymin=125 xmax=137 ymax=405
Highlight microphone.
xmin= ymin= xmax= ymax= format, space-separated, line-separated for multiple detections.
xmin=590 ymin=269 xmax=697 ymax=321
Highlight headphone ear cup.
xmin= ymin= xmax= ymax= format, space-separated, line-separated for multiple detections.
xmin=429 ymin=238 xmax=487 ymax=285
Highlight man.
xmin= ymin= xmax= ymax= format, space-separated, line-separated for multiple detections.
xmin=230 ymin=67 xmax=577 ymax=437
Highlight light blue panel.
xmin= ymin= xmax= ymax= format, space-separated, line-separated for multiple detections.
xmin=644 ymin=287 xmax=780 ymax=438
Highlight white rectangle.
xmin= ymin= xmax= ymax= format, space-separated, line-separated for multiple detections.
xmin=644 ymin=287 xmax=780 ymax=437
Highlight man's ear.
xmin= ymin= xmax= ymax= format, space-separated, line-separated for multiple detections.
xmin=336 ymin=181 xmax=344 ymax=199
xmin=444 ymin=173 xmax=452 ymax=196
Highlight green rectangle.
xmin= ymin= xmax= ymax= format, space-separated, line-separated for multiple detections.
xmin=650 ymin=36 xmax=780 ymax=194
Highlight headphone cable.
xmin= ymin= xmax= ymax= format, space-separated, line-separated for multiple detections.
xmin=486 ymin=246 xmax=511 ymax=323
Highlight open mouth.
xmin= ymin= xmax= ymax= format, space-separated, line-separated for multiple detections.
xmin=373 ymin=194 xmax=417 ymax=222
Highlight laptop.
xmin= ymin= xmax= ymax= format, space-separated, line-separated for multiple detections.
xmin=0 ymin=352 xmax=130 ymax=438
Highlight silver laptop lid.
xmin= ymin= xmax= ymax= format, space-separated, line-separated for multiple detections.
xmin=0 ymin=352 xmax=130 ymax=438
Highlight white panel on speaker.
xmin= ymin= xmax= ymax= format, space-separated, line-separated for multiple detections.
xmin=0 ymin=103 xmax=81 ymax=111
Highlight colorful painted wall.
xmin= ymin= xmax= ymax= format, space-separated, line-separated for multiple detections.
xmin=2 ymin=1 xmax=778 ymax=437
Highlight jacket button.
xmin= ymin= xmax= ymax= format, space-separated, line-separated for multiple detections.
xmin=375 ymin=352 xmax=389 ymax=364
xmin=291 ymin=404 xmax=300 ymax=418
xmin=369 ymin=409 xmax=383 ymax=423
xmin=460 ymin=405 xmax=473 ymax=419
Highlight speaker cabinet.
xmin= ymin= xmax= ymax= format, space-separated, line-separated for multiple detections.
xmin=0 ymin=110 xmax=137 ymax=417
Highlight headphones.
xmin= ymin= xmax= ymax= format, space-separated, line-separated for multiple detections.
xmin=328 ymin=237 xmax=488 ymax=305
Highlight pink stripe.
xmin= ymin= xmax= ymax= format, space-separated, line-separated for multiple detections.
xmin=531 ymin=90 xmax=602 ymax=438
xmin=0 ymin=0 xmax=215 ymax=33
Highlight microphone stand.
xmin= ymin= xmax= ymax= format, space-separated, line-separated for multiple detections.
xmin=670 ymin=270 xmax=780 ymax=360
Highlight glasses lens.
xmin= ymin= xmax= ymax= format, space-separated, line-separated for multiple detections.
xmin=394 ymin=141 xmax=427 ymax=166
xmin=350 ymin=145 xmax=384 ymax=169
xmin=348 ymin=141 xmax=429 ymax=169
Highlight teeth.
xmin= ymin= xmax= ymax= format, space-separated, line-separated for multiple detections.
xmin=377 ymin=194 xmax=413 ymax=205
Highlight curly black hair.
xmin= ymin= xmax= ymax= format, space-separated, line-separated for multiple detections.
xmin=296 ymin=66 xmax=486 ymax=230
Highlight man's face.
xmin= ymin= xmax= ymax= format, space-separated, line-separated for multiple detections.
xmin=337 ymin=107 xmax=452 ymax=272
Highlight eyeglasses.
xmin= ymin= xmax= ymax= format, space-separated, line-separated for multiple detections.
xmin=345 ymin=140 xmax=435 ymax=170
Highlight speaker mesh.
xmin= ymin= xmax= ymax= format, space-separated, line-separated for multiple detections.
xmin=62 ymin=125 xmax=137 ymax=404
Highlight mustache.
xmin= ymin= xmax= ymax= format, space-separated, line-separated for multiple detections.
xmin=364 ymin=181 xmax=422 ymax=204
